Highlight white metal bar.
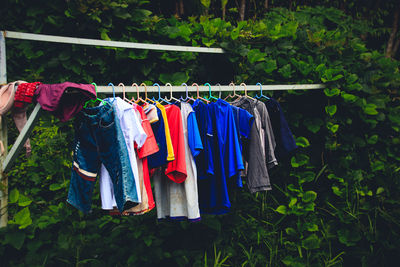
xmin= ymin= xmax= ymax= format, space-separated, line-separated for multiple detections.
xmin=3 ymin=30 xmax=224 ymax=54
xmin=96 ymin=84 xmax=325 ymax=93
xmin=0 ymin=31 xmax=6 ymax=84
xmin=3 ymin=103 xmax=42 ymax=173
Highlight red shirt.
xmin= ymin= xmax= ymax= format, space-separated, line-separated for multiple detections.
xmin=164 ymin=105 xmax=187 ymax=183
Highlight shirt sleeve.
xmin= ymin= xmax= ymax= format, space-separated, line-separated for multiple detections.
xmin=128 ymin=109 xmax=147 ymax=149
xmin=239 ymin=108 xmax=254 ymax=139
xmin=227 ymin=107 xmax=245 ymax=178
xmin=187 ymin=112 xmax=203 ymax=157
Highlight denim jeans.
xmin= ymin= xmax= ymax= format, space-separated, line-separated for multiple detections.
xmin=67 ymin=103 xmax=139 ymax=213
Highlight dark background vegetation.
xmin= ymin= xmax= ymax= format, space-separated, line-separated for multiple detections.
xmin=0 ymin=0 xmax=400 ymax=266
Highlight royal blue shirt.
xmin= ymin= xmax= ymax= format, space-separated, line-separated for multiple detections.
xmin=198 ymin=99 xmax=244 ymax=214
xmin=231 ymin=105 xmax=254 ymax=187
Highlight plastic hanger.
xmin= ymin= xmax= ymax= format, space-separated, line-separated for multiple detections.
xmin=180 ymin=83 xmax=195 ymax=102
xmin=224 ymin=82 xmax=239 ymax=101
xmin=139 ymin=83 xmax=154 ymax=104
xmin=119 ymin=82 xmax=134 ymax=104
xmin=240 ymin=82 xmax=256 ymax=101
xmin=255 ymin=82 xmax=270 ymax=100
xmin=193 ymin=83 xmax=209 ymax=103
xmin=84 ymin=82 xmax=107 ymax=108
xmin=204 ymin=83 xmax=218 ymax=101
xmin=130 ymin=83 xmax=143 ymax=105
xmin=215 ymin=83 xmax=222 ymax=99
xmin=154 ymin=83 xmax=171 ymax=104
xmin=164 ymin=83 xmax=180 ymax=103
xmin=108 ymin=83 xmax=116 ymax=103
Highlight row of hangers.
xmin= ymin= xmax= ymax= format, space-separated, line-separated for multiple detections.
xmin=84 ymin=82 xmax=271 ymax=108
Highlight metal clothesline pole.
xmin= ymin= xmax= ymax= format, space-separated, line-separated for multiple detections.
xmin=0 ymin=30 xmax=325 ymax=228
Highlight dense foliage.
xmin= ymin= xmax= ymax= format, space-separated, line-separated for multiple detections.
xmin=1 ymin=1 xmax=400 ymax=266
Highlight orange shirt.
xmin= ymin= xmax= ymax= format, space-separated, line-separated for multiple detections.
xmin=164 ymin=105 xmax=187 ymax=183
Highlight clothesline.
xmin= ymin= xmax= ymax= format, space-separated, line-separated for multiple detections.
xmin=0 ymin=29 xmax=325 ymax=227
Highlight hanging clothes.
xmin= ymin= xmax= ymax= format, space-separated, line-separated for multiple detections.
xmin=229 ymin=97 xmax=275 ymax=193
xmin=196 ymin=99 xmax=244 ymax=214
xmin=264 ymin=98 xmax=298 ymax=160
xmin=99 ymin=97 xmax=147 ymax=211
xmin=153 ymin=102 xmax=203 ymax=221
xmin=35 ymin=82 xmax=96 ymax=122
xmin=67 ymin=102 xmax=139 ymax=214
xmin=123 ymin=105 xmax=158 ymax=215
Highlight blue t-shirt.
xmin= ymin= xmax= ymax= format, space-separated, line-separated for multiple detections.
xmin=147 ymin=107 xmax=168 ymax=169
xmin=231 ymin=105 xmax=254 ymax=187
xmin=198 ymin=99 xmax=244 ymax=214
xmin=187 ymin=112 xmax=203 ymax=157
xmin=192 ymin=100 xmax=214 ymax=179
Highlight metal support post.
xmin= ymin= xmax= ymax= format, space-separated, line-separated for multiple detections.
xmin=0 ymin=31 xmax=8 ymax=227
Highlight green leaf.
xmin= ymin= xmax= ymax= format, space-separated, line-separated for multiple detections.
xmin=230 ymin=28 xmax=239 ymax=40
xmin=18 ymin=194 xmax=32 ymax=207
xmin=143 ymin=236 xmax=152 ymax=247
xmin=263 ymin=59 xmax=278 ymax=73
xmin=9 ymin=188 xmax=19 ymax=203
xmin=247 ymin=49 xmax=266 ymax=64
xmin=301 ymin=234 xmax=320 ymax=249
xmin=4 ymin=232 xmax=26 ymax=250
xmin=304 ymin=118 xmax=323 ymax=133
xmin=100 ymin=31 xmax=111 ymax=41
xmin=13 ymin=207 xmax=32 ymax=229
xmin=200 ymin=0 xmax=211 ymax=8
xmin=297 ymin=171 xmax=315 ymax=184
xmin=324 ymin=88 xmax=340 ymax=97
xmin=285 ymin=227 xmax=297 ymax=236
xmin=288 ymin=198 xmax=297 ymax=208
xmin=302 ymin=191 xmax=317 ymax=203
xmin=363 ymin=103 xmax=378 ymax=115
xmin=325 ymin=105 xmax=337 ymax=116
xmin=376 ymin=187 xmax=385 ymax=195
xmin=291 ymin=154 xmax=310 ymax=168
xmin=276 ymin=205 xmax=287 ymax=214
xmin=341 ymin=92 xmax=357 ymax=102
xmin=278 ymin=64 xmax=292 ymax=78
xmin=296 ymin=136 xmax=310 ymax=148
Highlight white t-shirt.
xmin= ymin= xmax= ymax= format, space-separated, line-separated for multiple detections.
xmin=153 ymin=102 xmax=203 ymax=221
xmin=99 ymin=97 xmax=147 ymax=210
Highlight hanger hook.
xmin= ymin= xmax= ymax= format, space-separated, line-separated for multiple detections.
xmin=256 ymin=82 xmax=262 ymax=95
xmin=108 ymin=82 xmax=116 ymax=101
xmin=215 ymin=83 xmax=222 ymax=99
xmin=153 ymin=83 xmax=161 ymax=100
xmin=132 ymin=83 xmax=139 ymax=101
xmin=204 ymin=83 xmax=212 ymax=98
xmin=240 ymin=82 xmax=248 ymax=96
xmin=192 ymin=83 xmax=200 ymax=98
xmin=91 ymin=82 xmax=98 ymax=97
xmin=181 ymin=83 xmax=189 ymax=100
xmin=140 ymin=83 xmax=148 ymax=99
xmin=229 ymin=82 xmax=235 ymax=95
xmin=165 ymin=83 xmax=173 ymax=99
xmin=118 ymin=83 xmax=125 ymax=99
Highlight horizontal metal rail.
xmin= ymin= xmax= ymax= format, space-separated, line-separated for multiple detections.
xmin=3 ymin=31 xmax=224 ymax=54
xmin=97 ymin=84 xmax=325 ymax=93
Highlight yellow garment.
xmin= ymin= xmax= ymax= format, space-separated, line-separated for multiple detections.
xmin=156 ymin=102 xmax=175 ymax=161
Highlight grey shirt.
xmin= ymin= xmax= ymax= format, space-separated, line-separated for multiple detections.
xmin=254 ymin=100 xmax=278 ymax=169
xmin=230 ymin=97 xmax=272 ymax=192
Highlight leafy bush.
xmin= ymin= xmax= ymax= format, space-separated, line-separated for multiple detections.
xmin=1 ymin=1 xmax=400 ymax=266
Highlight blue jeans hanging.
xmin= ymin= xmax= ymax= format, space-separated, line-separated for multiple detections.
xmin=67 ymin=103 xmax=138 ymax=213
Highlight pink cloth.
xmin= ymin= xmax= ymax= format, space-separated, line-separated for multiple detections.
xmin=35 ymin=82 xmax=96 ymax=122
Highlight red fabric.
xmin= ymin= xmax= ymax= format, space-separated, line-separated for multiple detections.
xmin=14 ymin=82 xmax=41 ymax=108
xmin=164 ymin=105 xmax=187 ymax=183
xmin=134 ymin=105 xmax=157 ymax=214
xmin=135 ymin=105 xmax=159 ymax=158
